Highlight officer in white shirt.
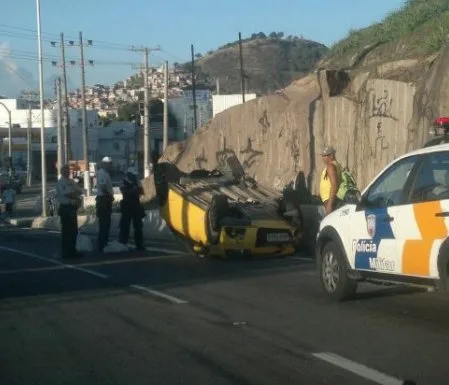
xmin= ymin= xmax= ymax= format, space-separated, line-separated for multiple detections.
xmin=96 ymin=156 xmax=114 ymax=252
xmin=56 ymin=164 xmax=83 ymax=259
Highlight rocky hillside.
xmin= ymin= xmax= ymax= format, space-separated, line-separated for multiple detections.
xmin=181 ymin=34 xmax=328 ymax=95
xmin=144 ymin=0 xmax=449 ymax=200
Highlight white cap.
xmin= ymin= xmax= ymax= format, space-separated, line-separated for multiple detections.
xmin=102 ymin=156 xmax=112 ymax=163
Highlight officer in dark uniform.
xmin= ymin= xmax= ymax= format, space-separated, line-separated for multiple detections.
xmin=55 ymin=164 xmax=83 ymax=259
xmin=119 ymin=167 xmax=145 ymax=251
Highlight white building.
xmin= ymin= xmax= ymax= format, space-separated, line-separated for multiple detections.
xmin=212 ymin=94 xmax=257 ymax=117
xmin=167 ymin=88 xmax=213 ymax=139
xmin=0 ymin=98 xmax=100 ymax=177
xmin=98 ymin=121 xmax=137 ymax=173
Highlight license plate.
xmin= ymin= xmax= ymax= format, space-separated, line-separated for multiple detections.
xmin=266 ymin=233 xmax=290 ymax=242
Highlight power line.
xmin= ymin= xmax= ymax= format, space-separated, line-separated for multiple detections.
xmin=5 ymin=48 xmax=139 ymax=66
xmin=0 ymin=23 xmax=179 ymax=63
xmin=0 ymin=24 xmax=143 ymax=52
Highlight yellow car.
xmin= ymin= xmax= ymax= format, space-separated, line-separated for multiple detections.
xmin=153 ymin=155 xmax=304 ymax=258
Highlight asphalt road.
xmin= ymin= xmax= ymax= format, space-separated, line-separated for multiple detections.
xmin=1 ymin=227 xmax=448 ymax=385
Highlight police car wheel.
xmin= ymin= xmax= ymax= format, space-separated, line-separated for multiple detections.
xmin=437 ymin=243 xmax=449 ymax=291
xmin=319 ymin=241 xmax=357 ymax=301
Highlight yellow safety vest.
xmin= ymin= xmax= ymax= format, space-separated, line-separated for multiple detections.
xmin=320 ymin=160 xmax=342 ymax=202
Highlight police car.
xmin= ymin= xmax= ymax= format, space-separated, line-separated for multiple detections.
xmin=316 ymin=143 xmax=449 ymax=301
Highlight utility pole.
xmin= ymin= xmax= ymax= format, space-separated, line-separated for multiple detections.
xmin=36 ymin=0 xmax=47 ymax=217
xmin=163 ymin=61 xmax=169 ymax=152
xmin=191 ymin=44 xmax=197 ymax=132
xmin=143 ymin=47 xmax=150 ymax=177
xmin=79 ymin=31 xmax=90 ymax=192
xmin=26 ymin=103 xmax=32 ymax=186
xmin=131 ymin=45 xmax=160 ymax=177
xmin=56 ymin=77 xmax=63 ymax=178
xmin=60 ymin=33 xmax=71 ymax=162
xmin=238 ymin=32 xmax=245 ymax=103
xmin=79 ymin=31 xmax=90 ymax=196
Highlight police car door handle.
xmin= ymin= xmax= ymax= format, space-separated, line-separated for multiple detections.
xmin=435 ymin=211 xmax=449 ymax=217
xmin=383 ymin=216 xmax=394 ymax=222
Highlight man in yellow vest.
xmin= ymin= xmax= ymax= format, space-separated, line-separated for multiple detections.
xmin=319 ymin=145 xmax=343 ymax=215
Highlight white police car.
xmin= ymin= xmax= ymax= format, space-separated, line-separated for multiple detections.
xmin=316 ymin=143 xmax=449 ymax=301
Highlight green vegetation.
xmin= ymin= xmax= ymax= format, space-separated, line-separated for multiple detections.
xmin=329 ymin=0 xmax=449 ymax=60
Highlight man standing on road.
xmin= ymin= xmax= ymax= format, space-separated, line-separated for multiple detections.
xmin=96 ymin=156 xmax=114 ymax=252
xmin=55 ymin=164 xmax=83 ymax=259
xmin=319 ymin=145 xmax=343 ymax=216
xmin=119 ymin=167 xmax=145 ymax=251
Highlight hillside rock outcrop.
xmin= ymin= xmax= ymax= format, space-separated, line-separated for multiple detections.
xmin=144 ymin=46 xmax=449 ymax=199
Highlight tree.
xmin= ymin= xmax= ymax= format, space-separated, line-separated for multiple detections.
xmin=117 ymin=101 xmax=139 ymax=121
xmin=195 ymin=53 xmax=203 ymax=59
xmin=277 ymin=32 xmax=284 ymax=39
xmin=257 ymin=32 xmax=267 ymax=39
xmin=269 ymin=32 xmax=277 ymax=39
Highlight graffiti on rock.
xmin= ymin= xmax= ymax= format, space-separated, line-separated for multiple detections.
xmin=240 ymin=137 xmax=263 ymax=170
xmin=258 ymin=109 xmax=270 ymax=135
xmin=215 ymin=137 xmax=237 ymax=170
xmin=286 ymin=131 xmax=301 ymax=172
xmin=194 ymin=148 xmax=208 ymax=169
xmin=368 ymin=89 xmax=398 ymax=121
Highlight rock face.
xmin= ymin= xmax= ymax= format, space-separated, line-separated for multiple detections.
xmin=145 ymin=46 xmax=449 ymax=199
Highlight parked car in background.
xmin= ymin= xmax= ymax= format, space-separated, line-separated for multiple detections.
xmin=0 ymin=172 xmax=23 ymax=194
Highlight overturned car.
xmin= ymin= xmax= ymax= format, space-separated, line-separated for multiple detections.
xmin=153 ymin=155 xmax=305 ymax=258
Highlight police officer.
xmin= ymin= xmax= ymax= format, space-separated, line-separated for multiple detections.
xmin=55 ymin=164 xmax=83 ymax=259
xmin=119 ymin=167 xmax=145 ymax=251
xmin=96 ymin=156 xmax=114 ymax=252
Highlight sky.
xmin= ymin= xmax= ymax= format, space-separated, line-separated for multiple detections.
xmin=0 ymin=0 xmax=406 ymax=94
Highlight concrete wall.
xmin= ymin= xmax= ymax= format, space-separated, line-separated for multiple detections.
xmin=160 ymin=67 xmax=421 ymax=195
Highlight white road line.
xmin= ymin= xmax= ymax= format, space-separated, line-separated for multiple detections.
xmin=313 ymin=352 xmax=405 ymax=385
xmin=144 ymin=246 xmax=187 ymax=255
xmin=292 ymin=256 xmax=315 ymax=262
xmin=0 ymin=245 xmax=64 ymax=266
xmin=1 ymin=245 xmax=187 ymax=305
xmin=129 ymin=284 xmax=188 ymax=304
xmin=67 ymin=265 xmax=109 ymax=279
xmin=0 ymin=245 xmax=109 ymax=280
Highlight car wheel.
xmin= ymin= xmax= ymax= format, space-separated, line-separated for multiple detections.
xmin=319 ymin=241 xmax=357 ymax=301
xmin=437 ymin=243 xmax=449 ymax=292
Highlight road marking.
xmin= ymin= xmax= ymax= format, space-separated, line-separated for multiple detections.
xmin=144 ymin=246 xmax=187 ymax=255
xmin=0 ymin=265 xmax=67 ymax=275
xmin=67 ymin=265 xmax=109 ymax=279
xmin=0 ymin=245 xmax=109 ymax=280
xmin=292 ymin=256 xmax=315 ymax=262
xmin=1 ymin=245 xmax=187 ymax=305
xmin=70 ymin=254 xmax=185 ymax=268
xmin=129 ymin=284 xmax=188 ymax=304
xmin=0 ymin=246 xmax=64 ymax=265
xmin=313 ymin=352 xmax=406 ymax=385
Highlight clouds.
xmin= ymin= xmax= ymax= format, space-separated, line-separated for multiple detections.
xmin=0 ymin=41 xmax=38 ymax=97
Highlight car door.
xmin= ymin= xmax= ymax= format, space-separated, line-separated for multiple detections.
xmin=347 ymin=155 xmax=420 ymax=274
xmin=394 ymin=150 xmax=449 ymax=279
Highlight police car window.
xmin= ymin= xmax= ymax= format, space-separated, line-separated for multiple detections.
xmin=410 ymin=151 xmax=449 ymax=203
xmin=365 ymin=156 xmax=418 ymax=207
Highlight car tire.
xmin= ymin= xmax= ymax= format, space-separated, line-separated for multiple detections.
xmin=437 ymin=243 xmax=449 ymax=292
xmin=318 ymin=241 xmax=357 ymax=301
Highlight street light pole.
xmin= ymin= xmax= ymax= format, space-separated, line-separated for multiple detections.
xmin=36 ymin=0 xmax=47 ymax=217
xmin=0 ymin=102 xmax=12 ymax=157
